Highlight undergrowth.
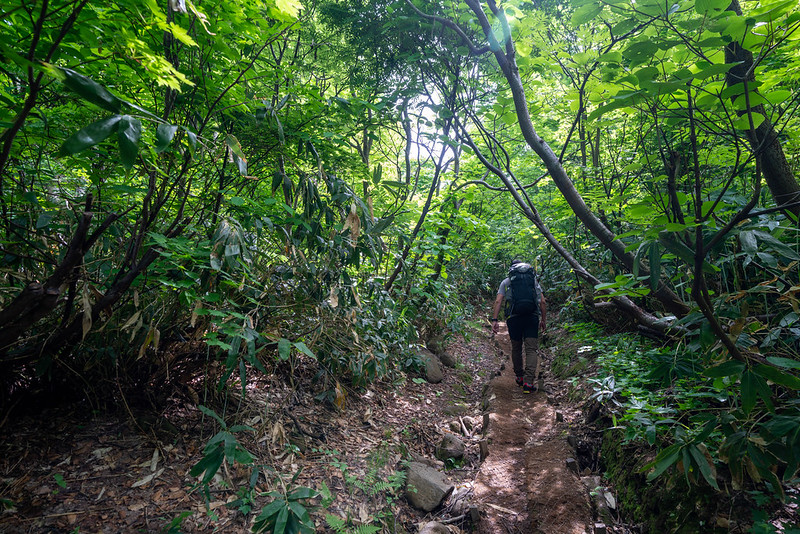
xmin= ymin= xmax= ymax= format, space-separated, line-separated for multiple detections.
xmin=561 ymin=321 xmax=800 ymax=532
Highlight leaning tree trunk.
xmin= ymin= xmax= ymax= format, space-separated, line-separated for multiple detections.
xmin=459 ymin=0 xmax=690 ymax=317
xmin=725 ymin=0 xmax=800 ymax=219
xmin=456 ymin=123 xmax=678 ymax=334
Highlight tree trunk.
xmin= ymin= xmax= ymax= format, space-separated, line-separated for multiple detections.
xmin=462 ymin=0 xmax=690 ymax=317
xmin=725 ymin=0 xmax=800 ymax=218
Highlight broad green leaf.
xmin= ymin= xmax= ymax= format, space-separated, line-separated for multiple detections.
xmin=688 ymin=445 xmax=719 ymax=489
xmin=765 ymin=89 xmax=792 ymax=104
xmin=766 ymin=357 xmax=800 ymax=370
xmin=278 ymin=338 xmax=291 ymax=360
xmin=704 ymin=360 xmax=745 ymax=377
xmin=732 ymin=94 xmax=768 ymax=110
xmin=690 ymin=62 xmax=734 ymax=80
xmin=598 ymin=51 xmax=622 ymax=63
xmin=643 ymin=443 xmax=681 ymax=480
xmin=695 ymin=0 xmax=731 ymax=12
xmin=155 ymin=124 xmax=178 ymax=152
xmin=225 ymin=134 xmax=247 ymax=161
xmin=755 ymin=364 xmax=800 ymax=390
xmin=752 ymin=230 xmax=800 ymax=260
xmin=118 ymin=115 xmax=142 ymax=169
xmin=36 ymin=212 xmax=54 ymax=229
xmin=634 ymin=66 xmax=659 ymax=85
xmin=58 ymin=115 xmax=121 ymax=157
xmin=274 ymin=506 xmax=289 ymax=533
xmin=60 ymin=68 xmax=122 ymax=113
xmin=198 ymin=405 xmax=226 ymax=426
xmin=571 ymin=3 xmax=603 ymax=26
xmin=293 ymin=341 xmax=316 ymax=359
xmin=739 ymin=230 xmax=758 ymax=256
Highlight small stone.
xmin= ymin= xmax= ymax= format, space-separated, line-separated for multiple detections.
xmin=418 ymin=348 xmax=444 ymax=383
xmin=582 ymin=467 xmax=592 ymax=476
xmin=594 ymin=523 xmax=607 ymax=534
xmin=439 ymin=351 xmax=458 ymax=368
xmin=469 ymin=506 xmax=480 ymax=522
xmin=419 ymin=521 xmax=450 ymax=534
xmin=449 ymin=421 xmax=461 ymax=433
xmin=580 ymin=476 xmax=601 ymax=490
xmin=566 ymin=458 xmax=579 ymax=474
xmin=436 ymin=434 xmax=465 ymax=462
xmin=567 ymin=435 xmax=577 ymax=449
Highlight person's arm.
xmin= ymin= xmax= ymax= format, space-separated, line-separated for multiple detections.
xmin=539 ymin=294 xmax=547 ymax=333
xmin=491 ymin=293 xmax=503 ymax=333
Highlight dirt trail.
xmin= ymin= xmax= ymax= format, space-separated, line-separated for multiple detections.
xmin=473 ymin=324 xmax=592 ymax=533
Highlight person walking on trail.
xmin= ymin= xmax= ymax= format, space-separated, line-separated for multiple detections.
xmin=490 ymin=260 xmax=547 ymax=394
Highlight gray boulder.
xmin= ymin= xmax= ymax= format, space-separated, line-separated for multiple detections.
xmin=436 ymin=433 xmax=465 ymax=462
xmin=405 ymin=462 xmax=454 ymax=512
xmin=418 ymin=348 xmax=444 ymax=383
xmin=439 ymin=350 xmax=458 ymax=368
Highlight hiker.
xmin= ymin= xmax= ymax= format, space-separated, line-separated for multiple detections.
xmin=490 ymin=260 xmax=547 ymax=393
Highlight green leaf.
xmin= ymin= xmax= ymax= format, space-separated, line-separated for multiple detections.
xmin=695 ymin=0 xmax=731 ymax=13
xmin=571 ymin=3 xmax=603 ymax=26
xmin=155 ymin=124 xmax=178 ymax=152
xmin=278 ymin=338 xmax=291 ymax=361
xmin=58 ymin=116 xmax=121 ymax=157
xmin=60 ymin=68 xmax=122 ymax=113
xmin=36 ymin=212 xmax=55 ymax=229
xmin=198 ymin=405 xmax=226 ymax=427
xmin=741 ymin=370 xmax=758 ymax=415
xmin=688 ymin=445 xmax=719 ymax=489
xmin=766 ymin=357 xmax=800 ymax=370
xmin=189 ymin=446 xmax=224 ymax=483
xmin=643 ymin=443 xmax=681 ymax=480
xmin=739 ymin=230 xmax=758 ymax=256
xmin=287 ymin=487 xmax=318 ymax=501
xmin=765 ymin=90 xmax=792 ymax=105
xmin=274 ymin=505 xmax=289 ymax=533
xmin=691 ymin=62 xmax=734 ymax=80
xmin=752 ymin=230 xmax=800 ymax=260
xmin=704 ymin=360 xmax=745 ymax=377
xmin=118 ymin=115 xmax=142 ymax=169
xmin=755 ymin=365 xmax=800 ymax=390
xmin=733 ymin=112 xmax=765 ymax=131
xmin=293 ymin=341 xmax=316 ymax=360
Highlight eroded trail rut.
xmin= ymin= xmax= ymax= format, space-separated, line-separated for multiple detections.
xmin=473 ymin=325 xmax=592 ymax=533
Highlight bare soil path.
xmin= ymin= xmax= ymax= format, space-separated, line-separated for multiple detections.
xmin=473 ymin=323 xmax=592 ymax=533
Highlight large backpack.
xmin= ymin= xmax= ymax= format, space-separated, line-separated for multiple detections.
xmin=505 ymin=263 xmax=539 ymax=317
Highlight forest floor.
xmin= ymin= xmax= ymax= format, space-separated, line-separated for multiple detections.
xmin=0 ymin=318 xmax=614 ymax=533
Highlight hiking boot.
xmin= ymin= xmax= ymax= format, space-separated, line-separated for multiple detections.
xmin=515 ymin=376 xmax=524 ymax=387
xmin=523 ymin=383 xmax=536 ymax=394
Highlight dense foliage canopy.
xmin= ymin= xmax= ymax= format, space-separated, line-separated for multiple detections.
xmin=1 ymin=0 xmax=799 ymax=528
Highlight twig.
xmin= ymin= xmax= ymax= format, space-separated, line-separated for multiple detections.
xmin=441 ymin=514 xmax=467 ymax=524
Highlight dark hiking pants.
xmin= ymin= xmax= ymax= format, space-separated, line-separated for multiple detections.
xmin=507 ymin=314 xmax=540 ymax=385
